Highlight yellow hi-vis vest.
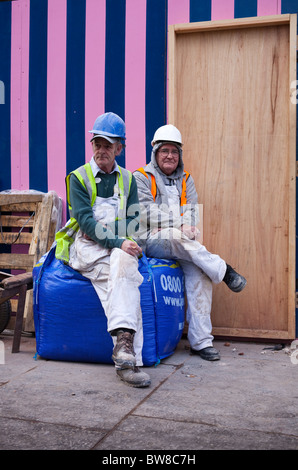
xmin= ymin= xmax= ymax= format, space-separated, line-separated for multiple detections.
xmin=55 ymin=162 xmax=132 ymax=263
xmin=136 ymin=168 xmax=190 ymax=207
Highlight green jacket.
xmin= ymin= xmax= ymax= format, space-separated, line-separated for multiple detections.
xmin=55 ymin=162 xmax=140 ymax=263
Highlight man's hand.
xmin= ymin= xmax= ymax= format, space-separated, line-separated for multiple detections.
xmin=82 ymin=232 xmax=93 ymax=241
xmin=121 ymin=239 xmax=143 ymax=257
xmin=181 ymin=224 xmax=200 ymax=240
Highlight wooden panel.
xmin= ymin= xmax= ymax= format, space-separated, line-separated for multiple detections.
xmin=169 ymin=15 xmax=296 ymax=340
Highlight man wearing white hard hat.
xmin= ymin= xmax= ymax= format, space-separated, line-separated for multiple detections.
xmin=134 ymin=124 xmax=247 ymax=361
xmin=55 ymin=112 xmax=150 ymax=388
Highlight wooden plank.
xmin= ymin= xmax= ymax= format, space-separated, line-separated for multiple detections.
xmin=1 ymin=272 xmax=33 ymax=289
xmin=0 ymin=214 xmax=35 ymax=228
xmin=0 ymin=193 xmax=44 ymax=205
xmin=169 ymin=16 xmax=296 ymax=340
xmin=23 ymin=200 xmax=43 ymax=332
xmin=10 ymin=298 xmax=18 ymax=314
xmin=0 ymin=202 xmax=39 ymax=212
xmin=30 ymin=195 xmax=53 ymax=264
xmin=288 ymin=13 xmax=297 ymax=339
xmin=0 ymin=253 xmax=34 ymax=270
xmin=0 ymin=232 xmax=32 ymax=245
xmin=47 ymin=191 xmax=63 ymax=251
xmin=212 ymin=327 xmax=294 ymax=341
xmin=0 ymin=286 xmax=23 ymax=304
xmin=25 ymin=192 xmax=60 ymax=331
xmin=0 ymin=271 xmax=13 ymax=280
xmin=168 ymin=25 xmax=177 ymax=127
xmin=172 ymin=14 xmax=291 ymax=34
xmin=12 ymin=283 xmax=29 ymax=353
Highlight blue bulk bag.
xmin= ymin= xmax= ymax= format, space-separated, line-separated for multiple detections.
xmin=33 ymin=247 xmax=185 ymax=366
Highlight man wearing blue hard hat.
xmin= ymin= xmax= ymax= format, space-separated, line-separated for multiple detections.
xmin=55 ymin=112 xmax=150 ymax=388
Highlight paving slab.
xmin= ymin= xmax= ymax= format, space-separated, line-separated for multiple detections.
xmin=93 ymin=415 xmax=298 ymax=451
xmin=0 ymin=331 xmax=297 ymax=451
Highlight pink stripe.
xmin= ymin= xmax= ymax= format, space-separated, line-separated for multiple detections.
xmin=85 ymin=0 xmax=106 ymax=162
xmin=47 ymin=0 xmax=67 ymax=221
xmin=10 ymin=0 xmax=30 ymax=190
xmin=211 ymin=0 xmax=234 ymax=20
xmin=168 ymin=0 xmax=189 ymax=25
xmin=125 ymin=0 xmax=147 ymax=172
xmin=257 ymin=0 xmax=281 ymax=16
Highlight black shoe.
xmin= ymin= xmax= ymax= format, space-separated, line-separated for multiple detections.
xmin=191 ymin=346 xmax=220 ymax=361
xmin=223 ymin=264 xmax=247 ymax=293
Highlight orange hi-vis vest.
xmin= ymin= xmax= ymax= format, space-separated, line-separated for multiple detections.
xmin=136 ymin=168 xmax=190 ymax=206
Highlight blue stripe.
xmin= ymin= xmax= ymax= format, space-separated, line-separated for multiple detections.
xmin=29 ymin=0 xmax=48 ymax=192
xmin=189 ymin=0 xmax=211 ymax=22
xmin=145 ymin=0 xmax=167 ymax=163
xmin=66 ymin=0 xmax=86 ymax=175
xmin=105 ymin=0 xmax=126 ymax=168
xmin=0 ymin=1 xmax=11 ymax=191
xmin=234 ymin=0 xmax=257 ymax=18
xmin=282 ymin=0 xmax=298 ymax=32
xmin=281 ymin=0 xmax=298 ymax=14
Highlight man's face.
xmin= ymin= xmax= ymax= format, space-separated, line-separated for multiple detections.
xmin=92 ymin=137 xmax=122 ymax=173
xmin=155 ymin=143 xmax=180 ymax=176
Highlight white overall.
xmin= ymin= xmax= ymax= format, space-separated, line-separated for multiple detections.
xmin=145 ymin=183 xmax=227 ymax=352
xmin=69 ymin=188 xmax=144 ymax=366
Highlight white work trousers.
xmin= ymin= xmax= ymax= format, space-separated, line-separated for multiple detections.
xmin=145 ymin=227 xmax=227 ymax=351
xmin=69 ymin=230 xmax=144 ymax=365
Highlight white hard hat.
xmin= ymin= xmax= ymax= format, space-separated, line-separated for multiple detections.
xmin=151 ymin=124 xmax=183 ymax=146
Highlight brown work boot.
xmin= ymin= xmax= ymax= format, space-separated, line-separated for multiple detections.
xmin=116 ymin=366 xmax=151 ymax=388
xmin=112 ymin=330 xmax=136 ymax=370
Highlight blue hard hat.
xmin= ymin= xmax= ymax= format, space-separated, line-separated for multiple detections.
xmin=89 ymin=112 xmax=126 ymax=142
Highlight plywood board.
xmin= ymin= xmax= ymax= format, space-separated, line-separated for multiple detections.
xmin=169 ymin=15 xmax=296 ymax=340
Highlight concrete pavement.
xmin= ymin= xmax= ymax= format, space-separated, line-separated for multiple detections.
xmin=0 ymin=331 xmax=297 ymax=451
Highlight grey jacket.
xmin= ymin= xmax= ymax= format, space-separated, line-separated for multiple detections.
xmin=133 ymin=142 xmax=199 ymax=246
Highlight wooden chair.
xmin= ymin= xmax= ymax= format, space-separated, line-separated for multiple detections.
xmin=0 ymin=271 xmax=33 ymax=352
xmin=0 ymin=191 xmax=62 ymax=351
